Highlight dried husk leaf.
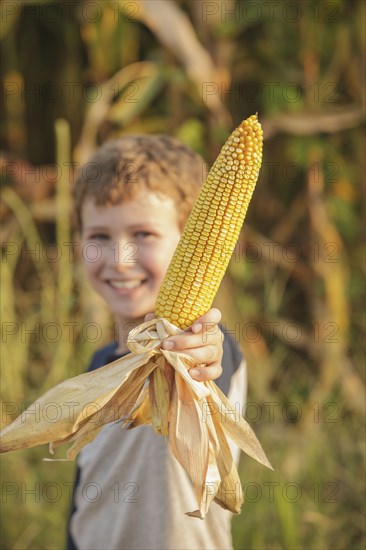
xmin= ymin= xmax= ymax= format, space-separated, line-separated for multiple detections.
xmin=0 ymin=350 xmax=154 ymax=453
xmin=0 ymin=317 xmax=272 ymax=519
xmin=63 ymin=361 xmax=156 ymax=459
xmin=149 ymin=356 xmax=171 ymax=436
xmin=66 ymin=426 xmax=105 ymax=460
xmin=186 ymin=440 xmax=221 ymax=519
xmin=205 ymin=398 xmax=243 ymax=513
xmin=207 ymin=381 xmax=273 ymax=470
xmin=124 ymin=386 xmax=151 ymax=429
xmin=169 ymin=373 xmax=211 ymax=517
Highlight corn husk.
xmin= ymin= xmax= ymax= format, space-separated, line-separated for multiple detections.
xmin=0 ymin=318 xmax=272 ymax=517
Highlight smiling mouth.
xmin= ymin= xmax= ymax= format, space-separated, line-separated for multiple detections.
xmin=108 ymin=279 xmax=145 ymax=290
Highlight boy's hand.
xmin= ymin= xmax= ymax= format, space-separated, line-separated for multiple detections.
xmin=146 ymin=309 xmax=224 ymax=382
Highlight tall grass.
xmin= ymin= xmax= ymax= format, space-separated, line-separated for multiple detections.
xmin=1 ymin=120 xmax=109 ymax=549
xmin=1 ymin=2 xmax=365 ymax=546
xmin=1 ymin=120 xmax=365 ymax=549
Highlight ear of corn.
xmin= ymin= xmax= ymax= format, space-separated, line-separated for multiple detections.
xmin=149 ymin=356 xmax=171 ymax=436
xmin=0 ymin=116 xmax=271 ymax=520
xmin=155 ymin=114 xmax=263 ymax=328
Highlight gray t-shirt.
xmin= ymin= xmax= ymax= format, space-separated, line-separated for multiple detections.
xmin=68 ymin=331 xmax=246 ymax=550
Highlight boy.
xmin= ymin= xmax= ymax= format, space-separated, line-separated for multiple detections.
xmin=68 ymin=134 xmax=247 ymax=550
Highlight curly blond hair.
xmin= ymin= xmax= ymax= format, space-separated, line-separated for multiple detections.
xmin=73 ymin=135 xmax=206 ymax=231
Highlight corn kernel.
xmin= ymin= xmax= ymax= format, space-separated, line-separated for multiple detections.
xmin=155 ymin=114 xmax=263 ymax=329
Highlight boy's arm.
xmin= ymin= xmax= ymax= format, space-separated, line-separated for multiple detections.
xmin=157 ymin=308 xmax=224 ymax=382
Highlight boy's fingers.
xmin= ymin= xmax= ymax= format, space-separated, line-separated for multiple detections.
xmin=191 ymin=308 xmax=222 ymax=334
xmin=162 ymin=331 xmax=221 ymax=352
xmin=189 ymin=363 xmax=223 ymax=382
xmin=171 ymin=344 xmax=218 ymax=365
xmin=162 ymin=314 xmax=223 ymax=351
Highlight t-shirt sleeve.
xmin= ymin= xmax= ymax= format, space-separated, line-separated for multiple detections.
xmin=87 ymin=342 xmax=119 ymax=372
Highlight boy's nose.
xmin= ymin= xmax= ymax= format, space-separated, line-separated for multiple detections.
xmin=108 ymin=240 xmax=138 ymax=270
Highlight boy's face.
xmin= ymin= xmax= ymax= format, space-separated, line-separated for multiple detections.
xmin=80 ymin=191 xmax=181 ymax=327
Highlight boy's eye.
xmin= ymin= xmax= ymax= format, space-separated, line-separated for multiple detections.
xmin=135 ymin=231 xmax=155 ymax=239
xmin=88 ymin=233 xmax=110 ymax=241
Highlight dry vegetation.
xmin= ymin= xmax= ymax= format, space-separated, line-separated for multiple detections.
xmin=1 ymin=1 xmax=365 ymax=548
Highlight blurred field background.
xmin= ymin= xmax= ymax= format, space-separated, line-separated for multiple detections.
xmin=0 ymin=1 xmax=365 ymax=548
